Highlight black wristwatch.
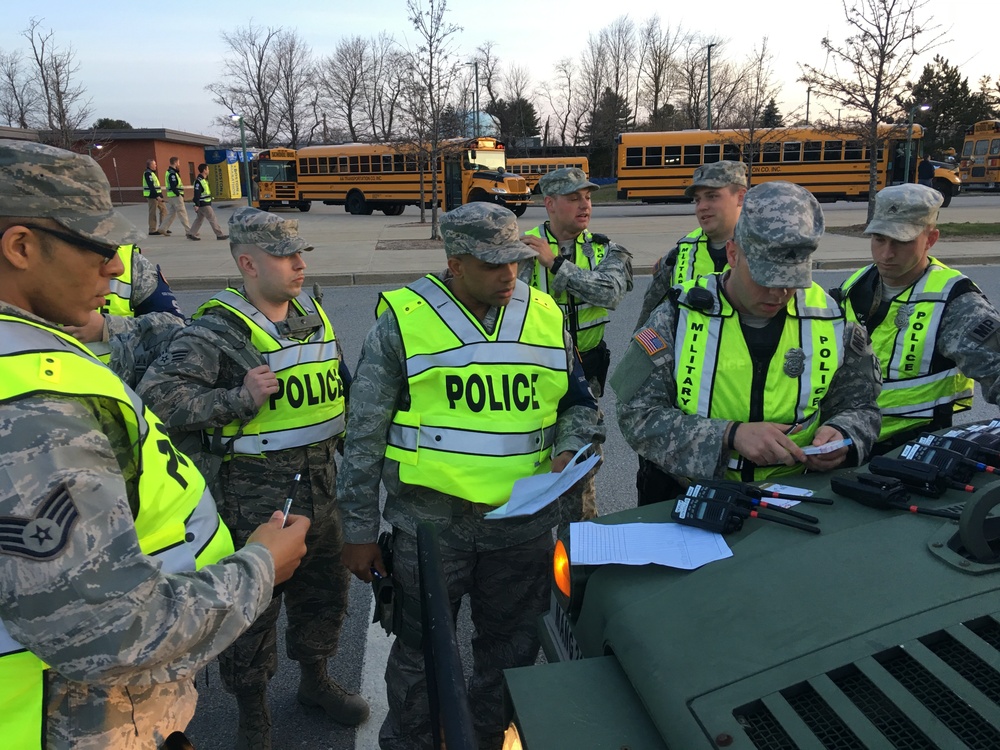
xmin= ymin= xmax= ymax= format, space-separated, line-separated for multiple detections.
xmin=550 ymin=256 xmax=567 ymax=275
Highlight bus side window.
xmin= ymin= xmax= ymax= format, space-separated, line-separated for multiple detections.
xmin=804 ymin=141 xmax=822 ymax=162
xmin=645 ymin=147 xmax=662 ymax=167
xmin=783 ymin=143 xmax=801 ymax=162
xmin=824 ymin=141 xmax=843 ymax=161
xmin=683 ymin=145 xmax=701 ymax=166
xmin=704 ymin=145 xmax=721 ymax=164
xmin=723 ymin=144 xmax=741 ymax=161
xmin=762 ymin=143 xmax=780 ymax=164
xmin=665 ymin=145 xmax=682 ymax=166
xmin=845 ymin=141 xmax=863 ymax=161
xmin=625 ymin=147 xmax=642 ymax=168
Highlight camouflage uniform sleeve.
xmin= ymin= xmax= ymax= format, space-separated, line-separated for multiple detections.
xmin=636 ymin=245 xmax=681 ymax=330
xmin=0 ymin=395 xmax=272 ymax=685
xmin=820 ymin=322 xmax=883 ymax=463
xmin=554 ymin=329 xmax=605 ymax=455
xmin=336 ymin=311 xmax=405 ymax=545
xmin=936 ymin=291 xmax=1000 ymax=407
xmin=136 ymin=324 xmax=258 ymax=433
xmin=612 ymin=301 xmax=731 ymax=478
xmin=106 ymin=313 xmax=184 ymax=388
xmin=550 ymin=242 xmax=634 ymax=309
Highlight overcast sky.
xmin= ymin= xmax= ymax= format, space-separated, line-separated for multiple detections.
xmin=2 ymin=0 xmax=994 ymax=137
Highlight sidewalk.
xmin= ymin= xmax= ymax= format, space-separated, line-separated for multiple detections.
xmin=118 ymin=200 xmax=1000 ymax=290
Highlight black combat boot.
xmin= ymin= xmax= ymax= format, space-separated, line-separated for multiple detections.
xmin=235 ymin=690 xmax=272 ymax=750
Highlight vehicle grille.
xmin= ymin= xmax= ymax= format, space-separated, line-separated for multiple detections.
xmin=734 ymin=616 xmax=1000 ymax=749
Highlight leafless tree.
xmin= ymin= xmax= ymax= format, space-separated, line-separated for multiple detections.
xmin=579 ymin=32 xmax=609 ymax=138
xmin=799 ymin=0 xmax=944 ymax=219
xmin=637 ymin=17 xmax=688 ymax=130
xmin=274 ymin=31 xmax=318 ymax=147
xmin=0 ymin=49 xmax=38 ymax=128
xmin=207 ymin=22 xmax=286 ymax=148
xmin=362 ymin=34 xmax=406 ymax=140
xmin=317 ymin=36 xmax=369 ymax=141
xmin=602 ymin=16 xmax=638 ymax=128
xmin=544 ymin=58 xmax=578 ymax=146
xmin=22 ymin=18 xmax=92 ymax=147
xmin=403 ymin=0 xmax=462 ymax=238
xmin=677 ymin=34 xmax=732 ymax=129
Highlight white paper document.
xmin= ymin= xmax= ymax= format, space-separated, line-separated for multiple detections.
xmin=757 ymin=482 xmax=813 ymax=508
xmin=568 ymin=521 xmax=732 ymax=570
xmin=484 ymin=444 xmax=602 ymax=520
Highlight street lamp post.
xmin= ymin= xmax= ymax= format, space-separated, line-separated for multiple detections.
xmin=805 ymin=87 xmax=812 ymax=125
xmin=706 ymin=43 xmax=717 ymax=130
xmin=231 ymin=113 xmax=252 ymax=206
xmin=904 ymin=103 xmax=931 ymax=184
xmin=465 ymin=61 xmax=480 ymax=137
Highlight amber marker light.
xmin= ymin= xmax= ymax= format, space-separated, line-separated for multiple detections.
xmin=553 ymin=538 xmax=571 ymax=598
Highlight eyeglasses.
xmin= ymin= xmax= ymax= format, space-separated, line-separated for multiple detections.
xmin=18 ymin=224 xmax=119 ymax=265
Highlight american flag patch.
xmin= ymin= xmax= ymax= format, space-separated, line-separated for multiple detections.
xmin=634 ymin=327 xmax=667 ymax=355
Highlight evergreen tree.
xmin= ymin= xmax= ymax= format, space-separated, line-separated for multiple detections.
xmin=900 ymin=55 xmax=996 ymax=155
xmin=92 ymin=118 xmax=132 ymax=129
xmin=584 ymin=87 xmax=632 ymax=177
xmin=760 ymin=98 xmax=783 ymax=128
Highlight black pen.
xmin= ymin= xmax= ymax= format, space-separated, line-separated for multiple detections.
xmin=281 ymin=473 xmax=301 ymax=528
xmin=784 ymin=421 xmax=801 ymax=435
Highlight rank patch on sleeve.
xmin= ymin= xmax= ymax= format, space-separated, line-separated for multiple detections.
xmin=0 ymin=484 xmax=78 ymax=561
xmin=634 ymin=327 xmax=668 ymax=356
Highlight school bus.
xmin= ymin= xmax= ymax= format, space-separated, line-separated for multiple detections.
xmin=250 ymin=148 xmax=310 ymax=212
xmin=616 ymin=125 xmax=962 ymax=206
xmin=959 ymin=120 xmax=1000 ymax=191
xmin=507 ymin=156 xmax=591 ymax=194
xmin=288 ymin=137 xmax=530 ymax=216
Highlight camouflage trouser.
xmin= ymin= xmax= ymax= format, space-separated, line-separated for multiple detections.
xmin=216 ymin=460 xmax=351 ymax=695
xmin=378 ymin=529 xmax=552 ymax=750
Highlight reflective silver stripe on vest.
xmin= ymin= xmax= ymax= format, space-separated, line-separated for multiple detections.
xmin=886 ymin=270 xmax=959 ymax=379
xmin=213 ymin=289 xmax=325 ymax=342
xmin=388 ymin=422 xmax=555 ymax=458
xmin=796 ymin=317 xmax=846 ymax=422
xmin=152 ymin=487 xmax=221 ymax=573
xmin=794 ymin=289 xmax=842 ymax=319
xmin=405 ymin=341 xmax=565 ymax=377
xmin=229 ymin=413 xmax=346 ymax=454
xmin=266 ymin=340 xmax=340 ymax=373
xmin=880 ymin=367 xmax=974 ymax=417
xmin=676 ymin=275 xmax=723 ymax=418
xmin=0 ymin=321 xmax=91 ymax=358
xmin=407 ymin=276 xmax=534 ymax=344
xmin=107 ymin=277 xmax=133 ymax=303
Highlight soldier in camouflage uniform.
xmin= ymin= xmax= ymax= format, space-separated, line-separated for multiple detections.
xmin=63 ymin=245 xmax=185 ymax=387
xmin=520 ymin=167 xmax=629 ymax=519
xmin=137 ymin=207 xmax=367 ymax=749
xmin=0 ymin=140 xmax=309 ymax=749
xmin=835 ymin=183 xmax=1000 ymax=454
xmin=637 ymin=160 xmax=748 ymax=328
xmin=612 ymin=182 xmax=881 ymax=503
xmin=338 ymin=202 xmax=604 ymax=750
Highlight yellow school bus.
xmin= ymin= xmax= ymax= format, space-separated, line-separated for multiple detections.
xmin=616 ymin=125 xmax=962 ymax=206
xmin=959 ymin=120 xmax=1000 ymax=191
xmin=288 ymin=137 xmax=530 ymax=216
xmin=250 ymin=148 xmax=310 ymax=212
xmin=507 ymin=156 xmax=591 ymax=194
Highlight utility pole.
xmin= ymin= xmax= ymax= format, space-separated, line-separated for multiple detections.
xmin=806 ymin=87 xmax=812 ymax=125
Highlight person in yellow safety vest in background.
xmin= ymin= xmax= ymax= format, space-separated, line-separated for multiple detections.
xmin=835 ymin=183 xmax=1000 ymax=455
xmin=0 ymin=140 xmax=309 ymax=750
xmin=637 ymin=160 xmax=748 ymax=329
xmin=61 ymin=243 xmax=184 ymax=387
xmin=143 ymin=158 xmax=167 ymax=235
xmin=188 ymin=162 xmax=229 ymax=241
xmin=138 ymin=206 xmax=368 ymax=749
xmin=520 ymin=167 xmax=633 ymax=398
xmin=612 ymin=181 xmax=882 ymax=504
xmin=339 ymin=202 xmax=603 ymax=750
xmin=157 ymin=156 xmax=191 ymax=236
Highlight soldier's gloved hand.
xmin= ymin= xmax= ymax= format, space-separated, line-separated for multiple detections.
xmin=730 ymin=421 xmax=806 ymax=467
xmin=248 ymin=511 xmax=310 ymax=585
xmin=243 ymin=364 xmax=280 ymax=407
xmin=342 ymin=542 xmax=386 ymax=583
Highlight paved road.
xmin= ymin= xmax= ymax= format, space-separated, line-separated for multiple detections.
xmin=178 ymin=264 xmax=1000 ymax=749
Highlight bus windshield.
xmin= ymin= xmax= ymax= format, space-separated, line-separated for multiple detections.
xmin=258 ymin=160 xmax=296 ymax=183
xmin=465 ymin=149 xmax=505 ymax=172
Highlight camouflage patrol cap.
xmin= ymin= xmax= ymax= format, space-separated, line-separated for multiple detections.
xmin=864 ymin=183 xmax=942 ymax=242
xmin=440 ymin=202 xmax=536 ymax=263
xmin=539 ymin=167 xmax=599 ymax=197
xmin=684 ymin=160 xmax=749 ymax=198
xmin=0 ymin=139 xmax=139 ymax=250
xmin=733 ymin=181 xmax=823 ymax=289
xmin=229 ymin=206 xmax=313 ymax=255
